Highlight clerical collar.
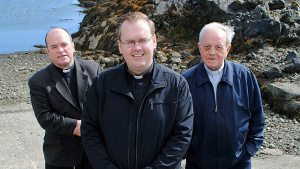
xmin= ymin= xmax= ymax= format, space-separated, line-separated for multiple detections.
xmin=204 ymin=62 xmax=224 ymax=75
xmin=55 ymin=63 xmax=75 ymax=74
xmin=126 ymin=63 xmax=154 ymax=80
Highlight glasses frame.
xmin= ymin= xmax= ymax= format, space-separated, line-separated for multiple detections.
xmin=120 ymin=36 xmax=153 ymax=48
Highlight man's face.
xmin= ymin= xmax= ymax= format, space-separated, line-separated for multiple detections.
xmin=198 ymin=28 xmax=231 ymax=70
xmin=118 ymin=19 xmax=157 ymax=75
xmin=46 ymin=29 xmax=75 ymax=69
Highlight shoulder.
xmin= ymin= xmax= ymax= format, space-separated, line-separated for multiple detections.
xmin=28 ymin=64 xmax=52 ymax=90
xmin=155 ymin=63 xmax=188 ymax=88
xmin=29 ymin=64 xmax=51 ymax=83
xmin=226 ymin=60 xmax=252 ymax=77
xmin=156 ymin=63 xmax=184 ymax=79
xmin=76 ymin=58 xmax=99 ymax=69
xmin=94 ymin=64 xmax=123 ymax=81
xmin=182 ymin=64 xmax=199 ymax=78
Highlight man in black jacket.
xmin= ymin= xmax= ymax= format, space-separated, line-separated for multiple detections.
xmin=81 ymin=12 xmax=194 ymax=169
xmin=29 ymin=27 xmax=99 ymax=169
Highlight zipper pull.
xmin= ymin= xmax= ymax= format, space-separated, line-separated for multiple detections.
xmin=151 ymin=102 xmax=153 ymax=110
xmin=215 ymin=105 xmax=218 ymax=112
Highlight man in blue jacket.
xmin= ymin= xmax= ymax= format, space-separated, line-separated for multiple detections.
xmin=81 ymin=12 xmax=194 ymax=169
xmin=183 ymin=22 xmax=265 ymax=169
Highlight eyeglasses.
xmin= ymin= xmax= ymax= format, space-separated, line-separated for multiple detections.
xmin=120 ymin=36 xmax=153 ymax=48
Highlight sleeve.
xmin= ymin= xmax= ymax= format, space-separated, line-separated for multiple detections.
xmin=81 ymin=76 xmax=119 ymax=169
xmin=28 ymin=77 xmax=77 ymax=135
xmin=146 ymin=77 xmax=194 ymax=168
xmin=245 ymin=71 xmax=266 ymax=156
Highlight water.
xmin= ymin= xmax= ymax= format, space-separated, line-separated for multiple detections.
xmin=0 ymin=0 xmax=85 ymax=54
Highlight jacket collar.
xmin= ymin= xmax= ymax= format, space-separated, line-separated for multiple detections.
xmin=196 ymin=60 xmax=233 ymax=87
xmin=111 ymin=61 xmax=167 ymax=98
xmin=75 ymin=60 xmax=89 ymax=110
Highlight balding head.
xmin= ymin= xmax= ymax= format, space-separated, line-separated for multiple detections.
xmin=45 ymin=27 xmax=72 ymax=48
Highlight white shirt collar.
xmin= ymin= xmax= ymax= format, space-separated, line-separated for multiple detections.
xmin=204 ymin=62 xmax=224 ymax=76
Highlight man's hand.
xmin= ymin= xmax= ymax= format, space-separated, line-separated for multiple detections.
xmin=73 ymin=120 xmax=81 ymax=136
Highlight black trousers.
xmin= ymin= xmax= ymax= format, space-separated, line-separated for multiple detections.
xmin=45 ymin=151 xmax=93 ymax=169
xmin=185 ymin=151 xmax=251 ymax=169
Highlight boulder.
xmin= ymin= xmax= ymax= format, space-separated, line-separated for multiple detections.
xmin=268 ymin=0 xmax=286 ymax=11
xmin=286 ymin=51 xmax=299 ymax=62
xmin=285 ymin=58 xmax=300 ymax=73
xmin=262 ymin=82 xmax=300 ymax=118
xmin=244 ymin=19 xmax=282 ymax=39
xmin=263 ymin=65 xmax=282 ymax=79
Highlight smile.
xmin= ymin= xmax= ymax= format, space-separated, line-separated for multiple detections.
xmin=132 ymin=54 xmax=144 ymax=57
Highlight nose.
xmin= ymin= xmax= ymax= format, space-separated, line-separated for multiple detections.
xmin=133 ymin=41 xmax=142 ymax=50
xmin=209 ymin=49 xmax=216 ymax=56
xmin=57 ymin=46 xmax=64 ymax=52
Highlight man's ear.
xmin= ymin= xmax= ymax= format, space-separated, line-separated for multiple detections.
xmin=118 ymin=40 xmax=123 ymax=54
xmin=227 ymin=44 xmax=231 ymax=53
xmin=152 ymin=34 xmax=157 ymax=49
xmin=197 ymin=42 xmax=201 ymax=51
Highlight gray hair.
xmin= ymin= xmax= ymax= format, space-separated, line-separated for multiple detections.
xmin=45 ymin=27 xmax=73 ymax=48
xmin=199 ymin=22 xmax=235 ymax=47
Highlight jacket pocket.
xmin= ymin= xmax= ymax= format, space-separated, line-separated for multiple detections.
xmin=149 ymin=101 xmax=178 ymax=120
xmin=150 ymin=101 xmax=177 ymax=110
xmin=236 ymin=129 xmax=248 ymax=149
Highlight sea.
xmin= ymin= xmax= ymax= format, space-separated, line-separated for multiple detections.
xmin=0 ymin=0 xmax=85 ymax=54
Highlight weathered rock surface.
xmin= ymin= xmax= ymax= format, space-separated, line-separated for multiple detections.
xmin=262 ymin=82 xmax=300 ymax=118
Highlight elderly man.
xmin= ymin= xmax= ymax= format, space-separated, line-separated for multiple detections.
xmin=28 ymin=27 xmax=99 ymax=169
xmin=183 ymin=22 xmax=265 ymax=169
xmin=81 ymin=12 xmax=194 ymax=169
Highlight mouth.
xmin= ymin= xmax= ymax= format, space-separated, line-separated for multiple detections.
xmin=58 ymin=54 xmax=67 ymax=58
xmin=132 ymin=54 xmax=144 ymax=57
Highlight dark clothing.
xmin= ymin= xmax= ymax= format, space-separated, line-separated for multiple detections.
xmin=81 ymin=62 xmax=194 ymax=169
xmin=126 ymin=65 xmax=153 ymax=169
xmin=29 ymin=59 xmax=100 ymax=167
xmin=182 ymin=60 xmax=265 ymax=169
xmin=185 ymin=146 xmax=251 ymax=169
xmin=45 ymin=151 xmax=93 ymax=169
xmin=56 ymin=63 xmax=79 ymax=107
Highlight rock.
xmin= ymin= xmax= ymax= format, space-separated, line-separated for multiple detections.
xmin=171 ymin=51 xmax=181 ymax=58
xmin=262 ymin=82 xmax=300 ymax=118
xmin=181 ymin=51 xmax=190 ymax=60
xmin=156 ymin=1 xmax=170 ymax=15
xmin=246 ymin=52 xmax=259 ymax=60
xmin=269 ymin=143 xmax=277 ymax=149
xmin=228 ymin=1 xmax=248 ymax=13
xmin=263 ymin=65 xmax=282 ymax=79
xmin=244 ymin=19 xmax=282 ymax=39
xmin=283 ymin=100 xmax=300 ymax=117
xmin=260 ymin=148 xmax=284 ymax=156
xmin=286 ymin=51 xmax=299 ymax=62
xmin=268 ymin=0 xmax=286 ymax=11
xmin=187 ymin=55 xmax=201 ymax=68
xmin=285 ymin=58 xmax=300 ymax=73
xmin=281 ymin=23 xmax=290 ymax=36
xmin=280 ymin=12 xmax=293 ymax=25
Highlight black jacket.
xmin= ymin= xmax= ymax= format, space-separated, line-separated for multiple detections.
xmin=81 ymin=62 xmax=194 ymax=169
xmin=28 ymin=59 xmax=100 ymax=166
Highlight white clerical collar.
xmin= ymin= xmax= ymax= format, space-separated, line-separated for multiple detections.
xmin=62 ymin=63 xmax=75 ymax=73
xmin=63 ymin=69 xmax=71 ymax=73
xmin=134 ymin=75 xmax=143 ymax=79
xmin=204 ymin=62 xmax=224 ymax=75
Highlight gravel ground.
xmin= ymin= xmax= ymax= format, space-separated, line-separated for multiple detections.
xmin=0 ymin=50 xmax=299 ymax=167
